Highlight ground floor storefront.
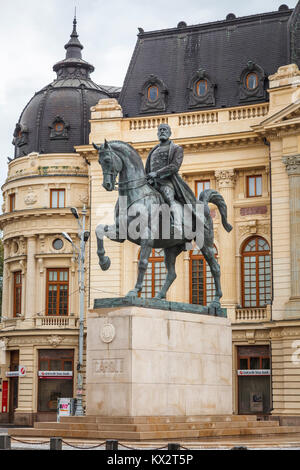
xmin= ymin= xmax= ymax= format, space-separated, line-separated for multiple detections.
xmin=0 ymin=332 xmax=80 ymax=426
xmin=0 ymin=321 xmax=300 ymax=425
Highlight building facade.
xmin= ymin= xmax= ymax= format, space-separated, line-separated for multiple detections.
xmin=1 ymin=4 xmax=300 ymax=425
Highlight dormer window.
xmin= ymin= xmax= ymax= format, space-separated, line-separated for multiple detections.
xmin=239 ymin=62 xmax=267 ymax=103
xmin=188 ymin=69 xmax=216 ymax=109
xmin=246 ymin=72 xmax=258 ymax=90
xmin=12 ymin=123 xmax=29 ymax=149
xmin=49 ymin=116 xmax=69 ymax=140
xmin=140 ymin=75 xmax=168 ymax=113
xmin=148 ymin=86 xmax=159 ymax=102
xmin=196 ymin=80 xmax=208 ymax=97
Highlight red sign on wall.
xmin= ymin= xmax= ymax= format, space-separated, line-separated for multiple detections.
xmin=2 ymin=381 xmax=8 ymax=413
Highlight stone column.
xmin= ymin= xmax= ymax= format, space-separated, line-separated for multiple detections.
xmin=1 ymin=242 xmax=9 ymax=317
xmin=282 ymin=155 xmax=300 ymax=316
xmin=25 ymin=236 xmax=36 ymax=319
xmin=215 ymin=169 xmax=237 ymax=313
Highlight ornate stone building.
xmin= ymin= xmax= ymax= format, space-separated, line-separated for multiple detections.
xmin=1 ymin=4 xmax=300 ymax=425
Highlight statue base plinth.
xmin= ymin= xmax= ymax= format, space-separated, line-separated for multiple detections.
xmin=86 ymin=302 xmax=232 ymax=417
xmin=93 ymin=296 xmax=227 ymax=317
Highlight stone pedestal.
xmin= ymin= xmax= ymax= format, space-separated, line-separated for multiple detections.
xmin=86 ymin=301 xmax=232 ymax=417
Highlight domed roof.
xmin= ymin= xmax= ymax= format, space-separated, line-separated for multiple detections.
xmin=13 ymin=18 xmax=119 ymax=158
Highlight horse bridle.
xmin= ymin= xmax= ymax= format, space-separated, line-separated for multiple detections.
xmin=101 ymin=148 xmax=149 ymax=191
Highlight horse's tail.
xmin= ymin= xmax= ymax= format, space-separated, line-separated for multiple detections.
xmin=199 ymin=189 xmax=233 ymax=233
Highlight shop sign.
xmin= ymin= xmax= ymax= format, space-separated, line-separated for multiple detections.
xmin=238 ymin=369 xmax=270 ymax=376
xmin=6 ymin=366 xmax=26 ymax=378
xmin=38 ymin=371 xmax=73 ymax=379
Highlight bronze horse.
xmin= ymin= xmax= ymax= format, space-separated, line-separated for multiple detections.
xmin=93 ymin=140 xmax=232 ymax=309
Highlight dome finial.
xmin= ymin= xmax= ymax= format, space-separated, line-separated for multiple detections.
xmin=64 ymin=12 xmax=83 ymax=59
xmin=72 ymin=7 xmax=77 ymax=36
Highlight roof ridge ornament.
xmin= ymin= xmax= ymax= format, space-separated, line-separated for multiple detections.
xmin=53 ymin=15 xmax=95 ymax=78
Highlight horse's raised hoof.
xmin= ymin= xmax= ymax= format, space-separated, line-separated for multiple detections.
xmin=100 ymin=256 xmax=111 ymax=271
xmin=125 ymin=289 xmax=139 ymax=298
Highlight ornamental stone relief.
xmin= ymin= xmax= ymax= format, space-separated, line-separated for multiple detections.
xmin=100 ymin=323 xmax=116 ymax=344
xmin=24 ymin=187 xmax=38 ymax=206
xmin=47 ymin=335 xmax=64 ymax=348
xmin=215 ymin=169 xmax=236 ymax=188
xmin=238 ymin=221 xmax=270 ymax=238
xmin=282 ymin=155 xmax=300 ymax=175
xmin=79 ymin=192 xmax=89 ymax=205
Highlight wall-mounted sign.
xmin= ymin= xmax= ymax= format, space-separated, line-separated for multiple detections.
xmin=238 ymin=369 xmax=270 ymax=376
xmin=250 ymin=392 xmax=263 ymax=412
xmin=38 ymin=371 xmax=73 ymax=379
xmin=57 ymin=398 xmax=76 ymax=422
xmin=6 ymin=366 xmax=26 ymax=378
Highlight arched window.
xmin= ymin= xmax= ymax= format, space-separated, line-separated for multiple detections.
xmin=148 ymin=85 xmax=159 ymax=102
xmin=189 ymin=246 xmax=217 ymax=305
xmin=140 ymin=249 xmax=167 ymax=298
xmin=241 ymin=237 xmax=271 ymax=308
xmin=196 ymin=79 xmax=208 ymax=96
xmin=54 ymin=121 xmax=65 ymax=133
xmin=246 ymin=72 xmax=258 ymax=90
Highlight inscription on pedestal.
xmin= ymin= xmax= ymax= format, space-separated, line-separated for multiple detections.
xmin=93 ymin=358 xmax=124 ymax=375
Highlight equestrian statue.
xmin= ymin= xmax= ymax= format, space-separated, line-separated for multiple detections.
xmin=93 ymin=124 xmax=232 ymax=312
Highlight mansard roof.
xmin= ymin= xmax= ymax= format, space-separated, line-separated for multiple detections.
xmin=119 ymin=4 xmax=299 ymax=117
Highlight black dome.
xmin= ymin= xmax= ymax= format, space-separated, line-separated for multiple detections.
xmin=13 ymin=18 xmax=117 ymax=158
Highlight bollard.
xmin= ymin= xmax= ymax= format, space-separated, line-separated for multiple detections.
xmin=50 ymin=437 xmax=62 ymax=451
xmin=0 ymin=435 xmax=11 ymax=450
xmin=106 ymin=440 xmax=118 ymax=450
xmin=168 ymin=443 xmax=180 ymax=450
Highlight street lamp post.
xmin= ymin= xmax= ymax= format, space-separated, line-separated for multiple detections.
xmin=62 ymin=205 xmax=89 ymax=416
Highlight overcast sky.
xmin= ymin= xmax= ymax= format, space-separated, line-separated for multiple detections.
xmin=0 ymin=0 xmax=298 ymax=195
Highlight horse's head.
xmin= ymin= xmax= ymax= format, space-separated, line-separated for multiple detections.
xmin=93 ymin=140 xmax=122 ymax=191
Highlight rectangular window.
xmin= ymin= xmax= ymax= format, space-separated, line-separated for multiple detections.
xmin=46 ymin=269 xmax=69 ymax=316
xmin=195 ymin=180 xmax=210 ymax=199
xmin=9 ymin=193 xmax=16 ymax=212
xmin=13 ymin=272 xmax=22 ymax=317
xmin=247 ymin=175 xmax=262 ymax=197
xmin=50 ymin=189 xmax=65 ymax=208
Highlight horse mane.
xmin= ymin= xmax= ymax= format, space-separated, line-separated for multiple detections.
xmin=108 ymin=140 xmax=145 ymax=170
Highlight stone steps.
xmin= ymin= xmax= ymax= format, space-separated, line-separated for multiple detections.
xmin=8 ymin=425 xmax=300 ymax=441
xmin=8 ymin=415 xmax=300 ymax=441
xmin=60 ymin=414 xmax=258 ymax=425
xmin=34 ymin=420 xmax=278 ymax=432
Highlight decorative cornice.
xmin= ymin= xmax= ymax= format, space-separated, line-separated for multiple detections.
xmin=282 ymin=155 xmax=300 ymax=176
